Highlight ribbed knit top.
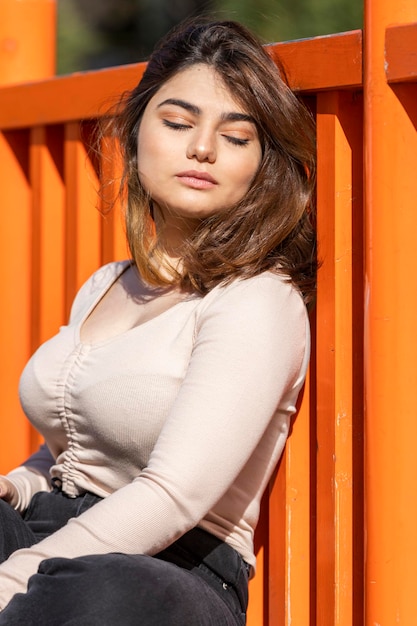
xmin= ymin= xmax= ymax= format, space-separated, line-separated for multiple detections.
xmin=0 ymin=261 xmax=310 ymax=607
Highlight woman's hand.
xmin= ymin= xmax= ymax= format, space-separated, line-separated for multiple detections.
xmin=0 ymin=477 xmax=19 ymax=507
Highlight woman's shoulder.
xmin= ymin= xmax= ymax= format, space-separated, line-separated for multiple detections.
xmin=196 ymin=271 xmax=308 ymax=336
xmin=202 ymin=271 xmax=306 ymax=314
xmin=194 ymin=272 xmax=310 ymax=380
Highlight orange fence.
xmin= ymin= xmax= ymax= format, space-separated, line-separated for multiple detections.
xmin=0 ymin=0 xmax=417 ymax=624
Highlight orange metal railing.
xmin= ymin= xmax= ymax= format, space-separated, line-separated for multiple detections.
xmin=0 ymin=0 xmax=417 ymax=624
xmin=364 ymin=1 xmax=417 ymax=624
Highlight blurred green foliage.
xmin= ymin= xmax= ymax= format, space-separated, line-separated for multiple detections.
xmin=216 ymin=0 xmax=363 ymax=42
xmin=57 ymin=0 xmax=363 ymax=75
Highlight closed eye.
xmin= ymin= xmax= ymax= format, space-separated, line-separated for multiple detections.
xmin=162 ymin=119 xmax=191 ymax=131
xmin=223 ymin=135 xmax=250 ymax=147
xmin=163 ymin=118 xmax=251 ymax=146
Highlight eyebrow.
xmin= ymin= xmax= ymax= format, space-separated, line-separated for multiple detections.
xmin=157 ymin=98 xmax=256 ymax=124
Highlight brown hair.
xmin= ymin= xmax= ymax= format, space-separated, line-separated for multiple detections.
xmin=108 ymin=19 xmax=317 ymax=304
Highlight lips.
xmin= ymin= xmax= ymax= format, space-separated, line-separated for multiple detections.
xmin=176 ymin=170 xmax=218 ymax=189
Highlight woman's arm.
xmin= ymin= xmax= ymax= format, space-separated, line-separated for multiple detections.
xmin=0 ymin=274 xmax=309 ymax=609
xmin=1 ymin=444 xmax=54 ymax=512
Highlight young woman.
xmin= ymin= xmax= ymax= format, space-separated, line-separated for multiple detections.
xmin=0 ymin=19 xmax=316 ymax=625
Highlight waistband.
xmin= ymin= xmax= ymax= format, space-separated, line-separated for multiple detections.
xmin=157 ymin=526 xmax=249 ymax=617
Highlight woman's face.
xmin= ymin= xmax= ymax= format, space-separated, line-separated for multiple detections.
xmin=137 ymin=64 xmax=262 ymax=227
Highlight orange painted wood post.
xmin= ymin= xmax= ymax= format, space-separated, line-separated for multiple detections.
xmin=0 ymin=0 xmax=56 ymax=85
xmin=0 ymin=130 xmax=32 ymax=472
xmin=29 ymin=126 xmax=65 ymax=350
xmin=0 ymin=0 xmax=56 ymax=472
xmin=364 ymin=0 xmax=417 ymax=622
xmin=268 ymin=371 xmax=312 ymax=625
xmin=316 ymin=90 xmax=364 ymax=626
xmin=63 ymin=122 xmax=101 ymax=315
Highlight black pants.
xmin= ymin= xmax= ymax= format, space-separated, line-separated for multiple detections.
xmin=0 ymin=486 xmax=248 ymax=625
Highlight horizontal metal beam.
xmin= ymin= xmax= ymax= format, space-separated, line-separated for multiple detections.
xmin=385 ymin=22 xmax=417 ymax=83
xmin=0 ymin=31 xmax=363 ymax=129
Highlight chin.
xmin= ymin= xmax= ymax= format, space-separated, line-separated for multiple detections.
xmin=171 ymin=207 xmax=221 ymax=221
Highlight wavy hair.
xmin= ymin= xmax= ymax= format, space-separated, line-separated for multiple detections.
xmin=106 ymin=19 xmax=317 ymax=305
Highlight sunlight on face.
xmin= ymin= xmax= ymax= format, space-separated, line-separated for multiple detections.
xmin=137 ymin=64 xmax=262 ymax=232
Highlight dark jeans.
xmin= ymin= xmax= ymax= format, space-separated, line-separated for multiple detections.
xmin=0 ymin=486 xmax=249 ymax=625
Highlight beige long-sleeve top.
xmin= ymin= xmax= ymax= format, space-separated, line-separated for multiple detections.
xmin=0 ymin=261 xmax=310 ymax=608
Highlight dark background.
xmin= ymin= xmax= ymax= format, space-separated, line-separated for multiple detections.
xmin=57 ymin=0 xmax=363 ymax=74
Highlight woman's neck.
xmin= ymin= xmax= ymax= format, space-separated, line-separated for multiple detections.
xmin=152 ymin=204 xmax=199 ymax=260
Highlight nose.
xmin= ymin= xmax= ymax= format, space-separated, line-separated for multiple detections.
xmin=186 ymin=128 xmax=216 ymax=163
